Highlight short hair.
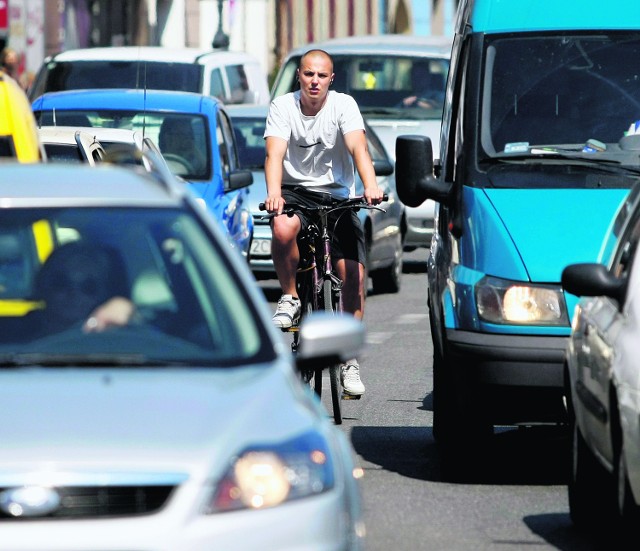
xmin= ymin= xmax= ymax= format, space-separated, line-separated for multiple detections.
xmin=299 ymin=49 xmax=334 ymax=72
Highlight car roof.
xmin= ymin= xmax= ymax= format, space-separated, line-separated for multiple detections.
xmin=47 ymin=46 xmax=262 ymax=65
xmin=284 ymin=34 xmax=452 ymax=59
xmin=225 ymin=104 xmax=269 ymax=118
xmin=0 ymin=163 xmax=185 ymax=208
xmin=32 ymin=88 xmax=219 ymax=114
xmin=38 ymin=126 xmax=100 ymax=146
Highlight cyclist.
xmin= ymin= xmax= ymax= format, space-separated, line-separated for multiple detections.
xmin=263 ymin=48 xmax=384 ymax=397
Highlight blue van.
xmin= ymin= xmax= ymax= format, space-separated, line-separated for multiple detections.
xmin=396 ymin=0 xmax=640 ymax=455
xmin=32 ymin=89 xmax=253 ymax=258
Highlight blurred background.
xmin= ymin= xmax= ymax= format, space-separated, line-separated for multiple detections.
xmin=0 ymin=0 xmax=458 ymax=90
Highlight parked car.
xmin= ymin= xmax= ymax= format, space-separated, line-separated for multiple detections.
xmin=38 ymin=126 xmax=105 ymax=165
xmin=29 ymin=46 xmax=270 ymax=106
xmin=395 ymin=0 xmax=640 ymax=460
xmin=563 ymin=182 xmax=640 ymax=531
xmin=32 ymin=88 xmax=254 ymax=258
xmin=0 ymin=71 xmax=44 ymax=162
xmin=0 ymin=161 xmax=366 ymax=551
xmin=271 ymin=34 xmax=452 ymax=251
xmin=227 ymin=103 xmax=406 ymax=293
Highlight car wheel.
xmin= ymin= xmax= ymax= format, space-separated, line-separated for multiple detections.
xmin=568 ymin=418 xmax=614 ymax=528
xmin=615 ymin=427 xmax=640 ymax=532
xmin=431 ymin=309 xmax=492 ymax=479
xmin=370 ymin=243 xmax=402 ymax=295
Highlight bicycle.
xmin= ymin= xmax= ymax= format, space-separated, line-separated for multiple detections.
xmin=260 ymin=190 xmax=387 ymax=424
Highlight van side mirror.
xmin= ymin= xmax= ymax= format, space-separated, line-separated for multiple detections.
xmin=395 ymin=135 xmax=452 ymax=207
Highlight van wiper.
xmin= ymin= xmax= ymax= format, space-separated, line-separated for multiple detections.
xmin=484 ymin=151 xmax=640 ymax=176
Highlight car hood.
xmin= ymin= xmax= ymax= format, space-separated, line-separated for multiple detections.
xmin=466 ymin=187 xmax=629 ymax=282
xmin=0 ymin=363 xmax=316 ymax=479
xmin=364 ymin=117 xmax=442 ymax=161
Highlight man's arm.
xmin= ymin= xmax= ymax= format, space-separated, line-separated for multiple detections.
xmin=344 ymin=129 xmax=384 ymax=205
xmin=264 ymin=136 xmax=289 ymax=214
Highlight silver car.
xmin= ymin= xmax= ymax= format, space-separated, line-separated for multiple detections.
xmin=228 ymin=103 xmax=406 ymax=293
xmin=271 ymin=34 xmax=452 ymax=251
xmin=563 ymin=182 xmax=640 ymax=531
xmin=0 ymin=162 xmax=366 ymax=550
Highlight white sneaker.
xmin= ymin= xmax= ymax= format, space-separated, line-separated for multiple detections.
xmin=341 ymin=359 xmax=365 ymax=395
xmin=272 ymin=294 xmax=301 ymax=329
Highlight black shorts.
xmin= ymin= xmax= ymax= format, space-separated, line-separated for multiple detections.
xmin=281 ymin=186 xmax=366 ymax=265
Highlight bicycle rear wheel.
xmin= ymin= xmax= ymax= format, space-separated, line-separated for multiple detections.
xmin=322 ymin=278 xmax=343 ymax=425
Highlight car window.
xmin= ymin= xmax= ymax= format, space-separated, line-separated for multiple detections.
xmin=34 ymin=109 xmax=211 ymax=180
xmin=231 ymin=116 xmax=266 ymax=169
xmin=0 ymin=207 xmax=270 ymax=364
xmin=217 ymin=110 xmax=237 ymax=179
xmin=210 ymin=68 xmax=226 ymax=102
xmin=273 ymin=54 xmax=448 ymax=121
xmin=0 ymin=136 xmax=16 ymax=158
xmin=226 ymin=65 xmax=251 ymax=104
xmin=43 ymin=143 xmax=84 ymax=163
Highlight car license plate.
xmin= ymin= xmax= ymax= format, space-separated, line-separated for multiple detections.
xmin=251 ymin=238 xmax=271 ymax=256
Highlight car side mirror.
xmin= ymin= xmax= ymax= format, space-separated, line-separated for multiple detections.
xmin=228 ymin=169 xmax=253 ymax=191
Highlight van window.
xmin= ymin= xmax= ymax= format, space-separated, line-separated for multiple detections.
xmin=0 ymin=136 xmax=15 ymax=158
xmin=36 ymin=61 xmax=202 ymax=94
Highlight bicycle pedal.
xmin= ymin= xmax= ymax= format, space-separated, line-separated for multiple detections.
xmin=280 ymin=326 xmax=299 ymax=333
xmin=342 ymin=392 xmax=362 ymax=400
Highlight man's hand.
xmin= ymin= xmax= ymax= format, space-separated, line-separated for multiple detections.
xmin=264 ymin=195 xmax=286 ymax=215
xmin=84 ymin=297 xmax=135 ymax=333
xmin=364 ymin=186 xmax=385 ymax=205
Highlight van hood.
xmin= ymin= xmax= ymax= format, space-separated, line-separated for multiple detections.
xmin=468 ymin=187 xmax=629 ymax=282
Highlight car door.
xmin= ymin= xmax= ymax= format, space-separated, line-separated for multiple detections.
xmin=579 ymin=217 xmax=640 ymax=462
xmin=216 ymin=108 xmax=253 ymax=257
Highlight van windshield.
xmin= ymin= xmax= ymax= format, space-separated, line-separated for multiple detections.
xmin=481 ymin=32 xmax=640 ymax=167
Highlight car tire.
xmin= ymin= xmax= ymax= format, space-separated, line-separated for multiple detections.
xmin=430 ymin=308 xmax=492 ymax=479
xmin=568 ymin=418 xmax=615 ymax=528
xmin=371 ymin=245 xmax=402 ymax=294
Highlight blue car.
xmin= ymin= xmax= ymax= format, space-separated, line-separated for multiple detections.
xmin=32 ymin=89 xmax=253 ymax=257
xmin=396 ymin=0 xmax=640 ymax=456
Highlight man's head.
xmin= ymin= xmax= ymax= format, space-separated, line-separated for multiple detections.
xmin=296 ymin=49 xmax=334 ymax=105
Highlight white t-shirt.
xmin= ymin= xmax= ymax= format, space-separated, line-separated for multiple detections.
xmin=264 ymin=90 xmax=365 ymax=198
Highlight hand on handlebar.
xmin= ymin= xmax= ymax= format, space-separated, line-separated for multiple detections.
xmin=262 ymin=195 xmax=286 ymax=215
xmin=364 ymin=187 xmax=386 ymax=206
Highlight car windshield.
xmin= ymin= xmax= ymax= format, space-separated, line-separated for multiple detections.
xmin=37 ymin=60 xmax=203 ymax=94
xmin=274 ymin=55 xmax=448 ymax=121
xmin=35 ymin=110 xmax=210 ymax=180
xmin=231 ymin=116 xmax=266 ymax=169
xmin=0 ymin=207 xmax=271 ymax=366
xmin=482 ymin=32 xmax=640 ymax=167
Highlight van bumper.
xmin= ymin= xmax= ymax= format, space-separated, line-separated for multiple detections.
xmin=445 ymin=329 xmax=568 ymax=424
xmin=446 ymin=329 xmax=567 ymax=387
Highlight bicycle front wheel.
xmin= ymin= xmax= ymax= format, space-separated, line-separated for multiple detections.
xmin=322 ymin=277 xmax=343 ymax=424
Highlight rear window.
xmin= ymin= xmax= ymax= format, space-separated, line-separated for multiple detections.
xmin=31 ymin=60 xmax=203 ymax=98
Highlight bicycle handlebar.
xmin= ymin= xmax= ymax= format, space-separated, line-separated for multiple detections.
xmin=258 ymin=194 xmax=388 ymax=216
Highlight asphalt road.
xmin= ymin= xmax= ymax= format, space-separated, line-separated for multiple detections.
xmin=259 ymin=250 xmax=610 ymax=551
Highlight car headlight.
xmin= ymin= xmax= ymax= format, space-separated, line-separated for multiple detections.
xmin=205 ymin=430 xmax=335 ymax=513
xmin=475 ymin=276 xmax=569 ymax=325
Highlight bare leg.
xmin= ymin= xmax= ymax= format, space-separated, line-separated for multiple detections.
xmin=271 ymin=214 xmax=302 ymax=297
xmin=336 ymin=258 xmax=365 ymax=320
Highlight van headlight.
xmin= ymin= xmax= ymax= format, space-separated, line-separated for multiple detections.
xmin=204 ymin=431 xmax=335 ymax=513
xmin=475 ymin=276 xmax=569 ymax=325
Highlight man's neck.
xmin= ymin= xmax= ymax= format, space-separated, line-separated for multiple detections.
xmin=300 ymin=93 xmax=328 ymax=116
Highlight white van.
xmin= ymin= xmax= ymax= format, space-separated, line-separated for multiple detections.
xmin=28 ymin=47 xmax=270 ymax=106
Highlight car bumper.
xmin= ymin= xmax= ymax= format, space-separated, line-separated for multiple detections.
xmin=0 ymin=490 xmax=364 ymax=551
